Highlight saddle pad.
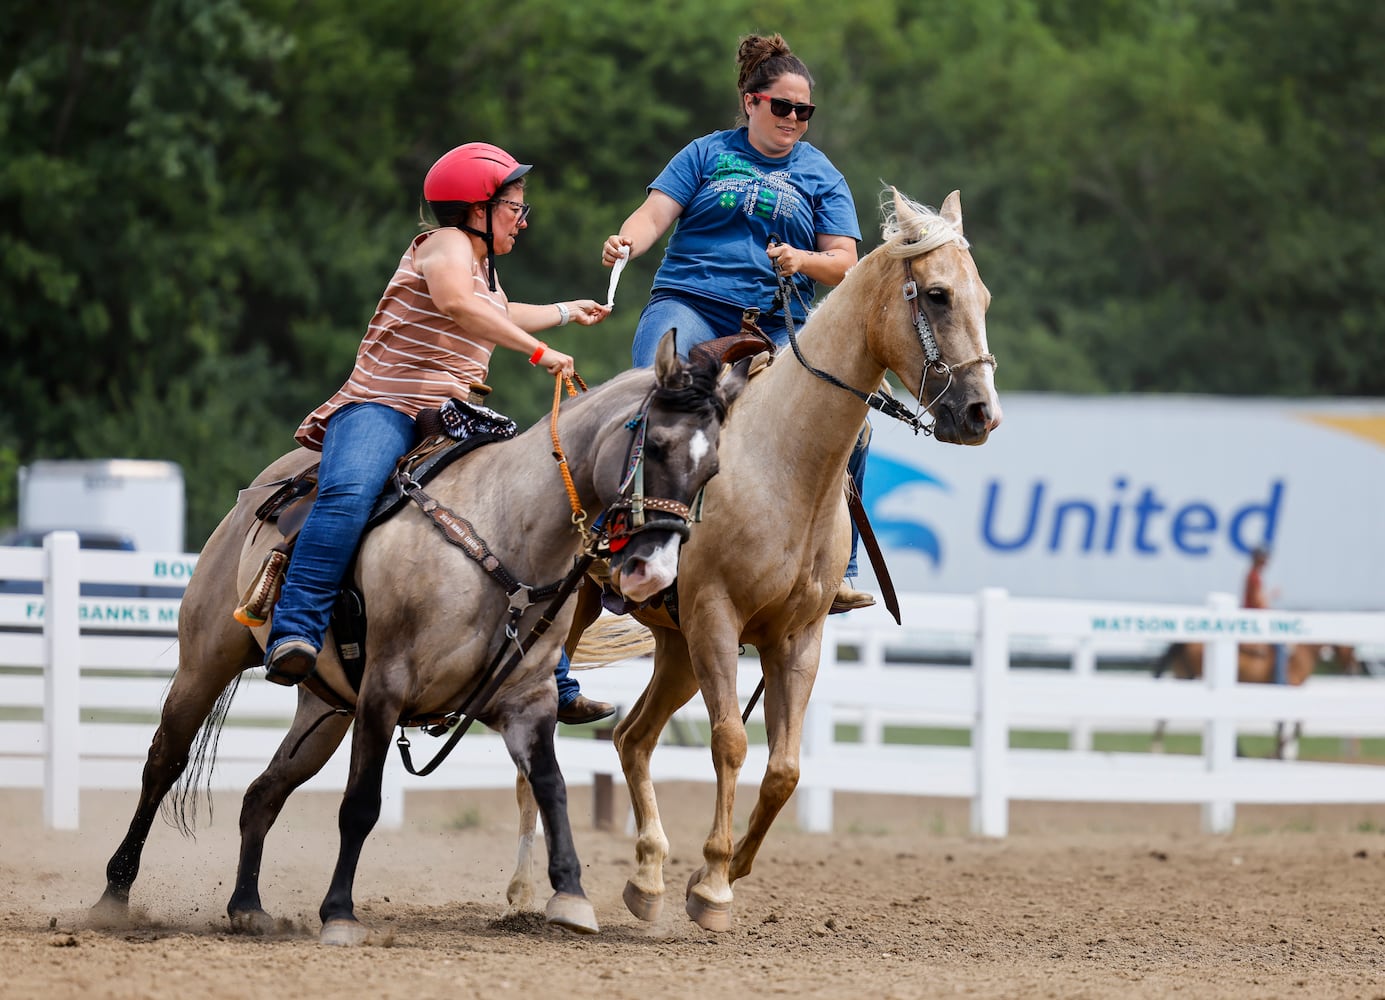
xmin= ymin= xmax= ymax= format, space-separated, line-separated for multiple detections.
xmin=366 ymin=429 xmax=514 ymax=529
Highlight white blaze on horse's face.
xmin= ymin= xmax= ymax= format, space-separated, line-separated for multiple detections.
xmin=611 ymin=426 xmax=719 ymax=603
xmin=960 ymin=279 xmax=1002 ymax=433
xmin=687 ymin=428 xmax=712 ymax=471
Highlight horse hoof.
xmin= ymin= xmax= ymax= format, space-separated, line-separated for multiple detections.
xmin=684 ymin=869 xmax=733 ymax=932
xmin=505 ymin=879 xmax=535 ymax=912
xmin=685 ymin=892 xmax=733 ymax=932
xmin=229 ymin=908 xmax=276 ymax=935
xmin=545 ymin=893 xmax=599 ymax=934
xmin=622 ymin=880 xmax=664 ymax=922
xmin=86 ymin=893 xmax=130 ymax=929
xmin=320 ymin=918 xmax=371 ymax=947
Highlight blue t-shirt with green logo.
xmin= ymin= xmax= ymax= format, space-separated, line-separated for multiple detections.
xmin=647 ymin=127 xmax=860 ymax=322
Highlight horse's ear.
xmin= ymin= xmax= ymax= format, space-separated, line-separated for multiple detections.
xmin=940 ymin=190 xmax=963 ymax=237
xmin=890 ymin=185 xmax=931 ymax=243
xmin=653 ymin=328 xmax=681 ymax=386
xmin=717 ymin=359 xmax=750 ymax=409
xmin=889 ymin=185 xmax=911 ymax=225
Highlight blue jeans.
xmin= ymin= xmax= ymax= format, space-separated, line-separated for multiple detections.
xmin=632 ymin=292 xmax=791 ymax=367
xmin=845 ymin=423 xmax=868 ymax=578
xmin=1272 ymin=643 xmax=1289 ymax=685
xmin=268 ymin=402 xmax=417 ymax=657
xmin=554 ymin=649 xmax=580 ymax=708
xmin=635 ymin=291 xmax=869 ymax=576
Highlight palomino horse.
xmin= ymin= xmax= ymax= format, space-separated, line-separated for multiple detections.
xmin=1154 ymin=641 xmax=1359 ymax=687
xmin=1152 ymin=641 xmax=1360 ymax=757
xmin=91 ymin=333 xmax=745 ymax=944
xmin=543 ymin=189 xmax=1001 ymax=931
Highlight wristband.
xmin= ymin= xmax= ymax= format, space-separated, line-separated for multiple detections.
xmin=555 ymin=302 xmax=570 ymax=327
xmin=528 ymin=342 xmax=547 ymax=365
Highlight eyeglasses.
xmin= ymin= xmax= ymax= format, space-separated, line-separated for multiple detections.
xmin=494 ymin=196 xmax=531 ymax=224
xmin=748 ymin=93 xmax=815 ymax=121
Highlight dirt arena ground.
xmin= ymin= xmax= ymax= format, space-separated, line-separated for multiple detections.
xmin=4 ymin=782 xmax=1384 ymax=1000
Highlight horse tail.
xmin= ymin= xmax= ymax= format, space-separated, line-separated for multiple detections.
xmin=1153 ymin=643 xmax=1185 ymax=680
xmin=571 ymin=615 xmax=655 ymax=668
xmin=161 ymin=673 xmax=243 ymax=837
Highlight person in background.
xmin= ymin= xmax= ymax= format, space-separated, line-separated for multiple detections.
xmin=264 ymin=141 xmax=615 ymax=725
xmin=1243 ymin=545 xmax=1289 ymax=685
xmin=600 ymin=32 xmax=874 ymax=614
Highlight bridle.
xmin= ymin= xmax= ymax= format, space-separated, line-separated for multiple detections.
xmin=773 ymin=240 xmax=997 ymax=437
xmin=547 ymin=376 xmax=704 ymax=558
xmin=601 ymin=407 xmax=708 ymax=553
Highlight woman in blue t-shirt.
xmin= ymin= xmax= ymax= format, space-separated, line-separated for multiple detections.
xmin=600 ymin=32 xmax=875 ymax=612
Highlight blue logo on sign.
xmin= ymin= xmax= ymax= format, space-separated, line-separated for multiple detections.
xmin=863 ymin=453 xmax=949 ymax=568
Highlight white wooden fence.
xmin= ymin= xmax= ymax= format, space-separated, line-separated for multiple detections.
xmin=4 ymin=532 xmax=1385 ymax=838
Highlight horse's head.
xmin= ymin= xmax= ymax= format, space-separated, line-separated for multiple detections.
xmin=600 ymin=331 xmax=746 ymax=603
xmin=870 ymin=188 xmax=1002 ymax=446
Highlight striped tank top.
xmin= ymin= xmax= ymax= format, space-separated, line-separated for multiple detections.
xmin=295 ymin=230 xmax=507 ymax=450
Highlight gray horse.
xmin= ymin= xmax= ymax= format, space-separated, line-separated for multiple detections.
xmin=91 ymin=331 xmax=745 ymax=944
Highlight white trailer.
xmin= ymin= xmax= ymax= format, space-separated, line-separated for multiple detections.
xmin=17 ymin=459 xmax=185 ymax=553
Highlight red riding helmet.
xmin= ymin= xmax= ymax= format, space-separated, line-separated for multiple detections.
xmin=423 ymin=142 xmax=532 ymax=204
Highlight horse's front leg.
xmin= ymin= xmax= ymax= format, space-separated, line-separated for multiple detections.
xmin=614 ymin=631 xmax=699 ymax=923
xmin=228 ymin=689 xmax=352 ymax=933
xmin=317 ymin=686 xmax=402 ymax=946
xmin=502 ymin=708 xmax=598 ymax=933
xmin=506 ymin=772 xmax=540 ymax=913
xmin=683 ymin=627 xmax=750 ymax=932
xmin=727 ymin=628 xmax=823 ymax=886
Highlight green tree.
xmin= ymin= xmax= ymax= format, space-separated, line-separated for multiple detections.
xmin=3 ymin=0 xmax=1380 ymax=548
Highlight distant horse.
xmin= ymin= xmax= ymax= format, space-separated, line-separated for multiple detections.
xmin=1152 ymin=641 xmax=1360 ymax=757
xmin=91 ymin=332 xmax=745 ymax=944
xmin=530 ymin=189 xmax=1001 ymax=931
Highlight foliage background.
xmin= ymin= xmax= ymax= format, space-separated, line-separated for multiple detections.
xmin=3 ymin=0 xmax=1381 ymax=547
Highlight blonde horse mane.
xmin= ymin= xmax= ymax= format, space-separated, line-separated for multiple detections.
xmin=570 ymin=614 xmax=656 ymax=668
xmin=878 ymin=186 xmax=969 ymax=257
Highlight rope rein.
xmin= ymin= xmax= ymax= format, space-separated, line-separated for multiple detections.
xmin=550 ymin=372 xmax=589 ymax=536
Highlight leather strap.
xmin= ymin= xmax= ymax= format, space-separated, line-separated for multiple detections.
xmin=846 ymin=481 xmax=901 ymax=626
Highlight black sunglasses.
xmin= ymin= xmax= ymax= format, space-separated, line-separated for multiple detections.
xmin=749 ymin=92 xmax=815 ymax=121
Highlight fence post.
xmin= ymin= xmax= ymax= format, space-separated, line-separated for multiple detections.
xmin=1201 ymin=591 xmax=1237 ymax=834
xmin=1071 ymin=637 xmax=1095 ymax=751
xmin=860 ymin=627 xmax=885 ymax=747
xmin=796 ymin=618 xmax=835 ymax=833
xmin=972 ymin=588 xmax=1009 ymax=837
xmin=43 ymin=531 xmax=81 ymax=831
xmin=378 ymin=755 xmax=404 ymax=830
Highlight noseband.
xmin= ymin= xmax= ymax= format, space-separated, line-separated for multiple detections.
xmin=901 ymin=257 xmax=997 ymax=431
xmin=775 ymin=248 xmax=997 ymax=436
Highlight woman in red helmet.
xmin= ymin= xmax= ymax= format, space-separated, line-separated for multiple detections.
xmin=263 ymin=142 xmax=612 ymax=720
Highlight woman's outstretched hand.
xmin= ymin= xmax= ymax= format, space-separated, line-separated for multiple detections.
xmin=566 ymin=300 xmax=612 ymax=325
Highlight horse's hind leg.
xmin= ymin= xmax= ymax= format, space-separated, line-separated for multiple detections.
xmin=724 ymin=630 xmax=821 ymax=891
xmin=503 ymin=715 xmax=598 ymax=933
xmin=228 ymin=692 xmax=352 ymax=933
xmin=92 ymin=636 xmax=256 ymax=920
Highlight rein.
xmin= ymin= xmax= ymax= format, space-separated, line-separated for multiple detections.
xmin=772 ymin=244 xmax=997 ymax=436
xmin=550 ymin=371 xmax=590 ymax=536
xmin=396 ymin=551 xmax=596 ymax=776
